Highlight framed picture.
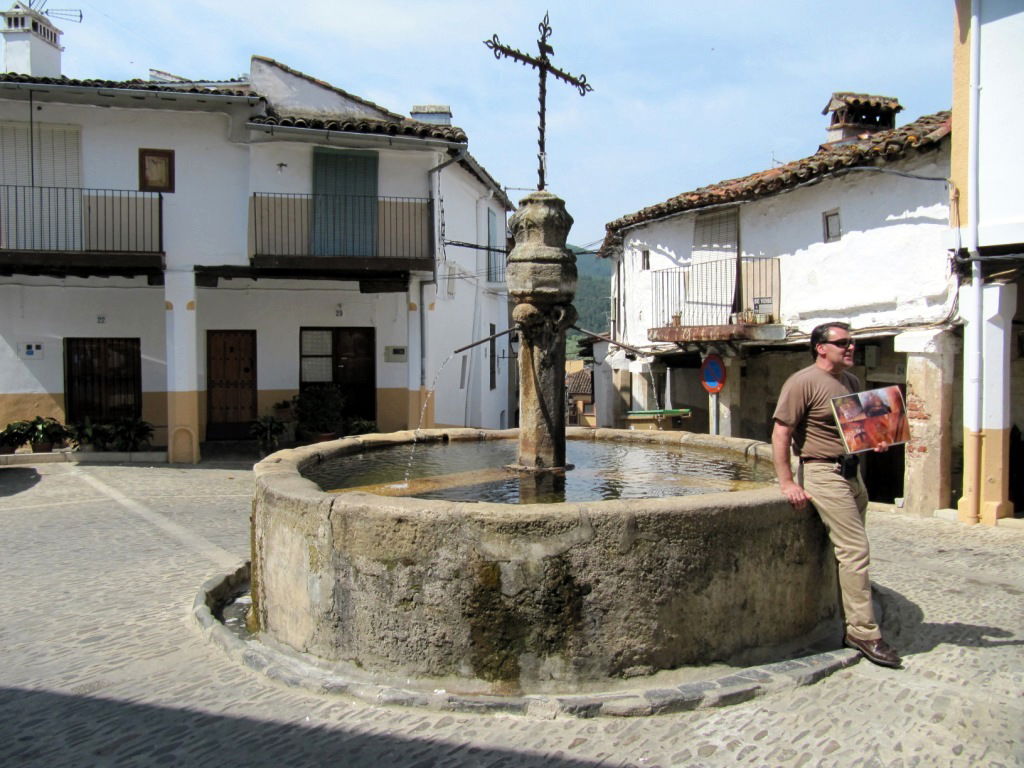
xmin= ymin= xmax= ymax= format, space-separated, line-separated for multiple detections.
xmin=139 ymin=148 xmax=175 ymax=192
xmin=831 ymin=385 xmax=910 ymax=454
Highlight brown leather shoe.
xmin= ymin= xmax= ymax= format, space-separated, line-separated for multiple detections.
xmin=844 ymin=634 xmax=902 ymax=668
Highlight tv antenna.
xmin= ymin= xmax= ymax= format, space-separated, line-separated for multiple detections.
xmin=25 ymin=1 xmax=83 ymax=23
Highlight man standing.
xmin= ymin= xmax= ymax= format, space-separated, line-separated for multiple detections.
xmin=771 ymin=322 xmax=901 ymax=668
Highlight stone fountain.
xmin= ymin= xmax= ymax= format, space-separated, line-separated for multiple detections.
xmin=247 ymin=192 xmax=838 ymax=694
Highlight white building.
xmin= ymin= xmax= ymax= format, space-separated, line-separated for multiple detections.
xmin=598 ymin=95 xmax=958 ymax=514
xmin=0 ymin=5 xmax=512 ymax=462
xmin=951 ymin=0 xmax=1023 ymax=525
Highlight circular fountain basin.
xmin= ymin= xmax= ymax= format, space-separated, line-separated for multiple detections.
xmin=250 ymin=427 xmax=838 ymax=693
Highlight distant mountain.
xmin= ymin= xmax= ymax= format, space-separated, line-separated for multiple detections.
xmin=568 ymin=245 xmax=612 ymax=358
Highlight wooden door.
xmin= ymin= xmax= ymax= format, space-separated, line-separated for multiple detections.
xmin=334 ymin=327 xmax=376 ymax=421
xmin=207 ymin=330 xmax=257 ymax=440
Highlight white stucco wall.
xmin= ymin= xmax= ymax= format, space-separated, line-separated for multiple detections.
xmin=615 ymin=217 xmax=693 ymax=348
xmin=612 ymin=149 xmax=952 ymax=344
xmin=978 ymin=2 xmax=1024 ymax=247
xmin=0 ymin=84 xmax=510 ymax=433
xmin=247 ymin=143 xmax=433 ymax=199
xmin=197 ymin=280 xmax=409 ymax=392
xmin=0 ymin=278 xmax=167 ymax=396
xmin=0 ymin=99 xmax=251 ymax=268
xmin=748 ymin=155 xmax=952 ymax=330
xmin=426 ymin=163 xmax=509 ymax=429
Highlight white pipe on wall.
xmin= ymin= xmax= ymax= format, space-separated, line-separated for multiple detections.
xmin=961 ymin=0 xmax=984 ymax=523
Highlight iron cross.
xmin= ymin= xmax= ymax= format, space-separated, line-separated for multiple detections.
xmin=485 ymin=13 xmax=593 ymax=191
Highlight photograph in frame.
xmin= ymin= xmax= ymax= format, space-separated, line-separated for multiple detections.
xmin=831 ymin=385 xmax=910 ymax=454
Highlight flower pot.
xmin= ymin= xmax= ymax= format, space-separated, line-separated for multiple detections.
xmin=31 ymin=441 xmax=54 ymax=453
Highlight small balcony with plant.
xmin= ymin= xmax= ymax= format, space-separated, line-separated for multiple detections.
xmin=647 ymin=255 xmax=783 ymax=343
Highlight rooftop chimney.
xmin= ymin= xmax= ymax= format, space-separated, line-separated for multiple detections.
xmin=822 ymin=92 xmax=902 ymax=144
xmin=2 ymin=1 xmax=63 ymax=77
xmin=410 ymin=105 xmax=452 ymax=126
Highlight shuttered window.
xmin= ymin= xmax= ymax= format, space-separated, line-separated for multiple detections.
xmin=687 ymin=209 xmax=740 ymax=325
xmin=0 ymin=122 xmax=82 ymax=249
xmin=691 ymin=209 xmax=738 ymax=261
xmin=0 ymin=121 xmax=81 ymax=187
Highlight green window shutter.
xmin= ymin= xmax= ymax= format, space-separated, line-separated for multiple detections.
xmin=312 ymin=148 xmax=378 ymax=257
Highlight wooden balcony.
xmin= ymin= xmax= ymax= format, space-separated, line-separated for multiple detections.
xmin=0 ymin=185 xmax=163 ymax=278
xmin=249 ymin=193 xmax=434 ymax=278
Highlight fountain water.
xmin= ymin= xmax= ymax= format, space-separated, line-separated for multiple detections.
xmin=248 ymin=192 xmax=838 ymax=693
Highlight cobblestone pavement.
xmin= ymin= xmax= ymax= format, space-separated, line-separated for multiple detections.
xmin=1 ymin=461 xmax=1021 ymax=767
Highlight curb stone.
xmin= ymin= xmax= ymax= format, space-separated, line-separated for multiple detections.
xmin=193 ymin=563 xmax=862 ymax=719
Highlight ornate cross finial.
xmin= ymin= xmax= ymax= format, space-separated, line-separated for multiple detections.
xmin=485 ymin=12 xmax=593 ymax=191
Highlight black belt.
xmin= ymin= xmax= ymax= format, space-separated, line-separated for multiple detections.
xmin=800 ymin=456 xmax=843 ymax=464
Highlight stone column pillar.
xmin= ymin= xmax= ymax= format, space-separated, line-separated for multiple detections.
xmin=164 ymin=270 xmax=201 ymax=464
xmin=505 ymin=191 xmax=577 ymax=470
xmin=895 ymin=329 xmax=957 ymax=517
xmin=716 ymin=355 xmax=742 ymax=437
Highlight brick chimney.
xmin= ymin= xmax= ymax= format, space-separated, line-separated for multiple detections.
xmin=822 ymin=92 xmax=902 ymax=143
xmin=2 ymin=1 xmax=63 ymax=77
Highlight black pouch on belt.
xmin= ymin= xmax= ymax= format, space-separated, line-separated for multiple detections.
xmin=840 ymin=455 xmax=860 ymax=479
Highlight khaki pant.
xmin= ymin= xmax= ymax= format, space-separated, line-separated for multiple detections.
xmin=801 ymin=462 xmax=879 ymax=642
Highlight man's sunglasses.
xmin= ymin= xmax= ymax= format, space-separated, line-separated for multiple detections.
xmin=822 ymin=338 xmax=856 ymax=349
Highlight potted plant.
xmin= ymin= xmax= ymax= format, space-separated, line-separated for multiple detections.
xmin=68 ymin=417 xmax=113 ymax=452
xmin=0 ymin=420 xmax=31 ymax=454
xmin=108 ymin=416 xmax=154 ymax=452
xmin=27 ymin=416 xmax=70 ymax=452
xmin=344 ymin=417 xmax=377 ymax=436
xmin=272 ymin=399 xmax=294 ymax=421
xmin=293 ymin=386 xmax=346 ymax=442
xmin=250 ymin=414 xmax=286 ymax=457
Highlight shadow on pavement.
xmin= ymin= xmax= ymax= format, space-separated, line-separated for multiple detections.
xmin=877 ymin=584 xmax=1024 ymax=655
xmin=0 ymin=687 xmax=598 ymax=768
xmin=0 ymin=466 xmax=41 ymax=497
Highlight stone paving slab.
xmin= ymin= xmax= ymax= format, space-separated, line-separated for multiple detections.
xmin=1 ymin=461 xmax=1022 ymax=767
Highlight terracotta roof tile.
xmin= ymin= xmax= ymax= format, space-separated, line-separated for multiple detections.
xmin=822 ymin=92 xmax=903 ymax=115
xmin=0 ymin=72 xmax=257 ymax=97
xmin=566 ymin=368 xmax=593 ymax=396
xmin=599 ymin=110 xmax=950 ymax=257
xmin=248 ymin=112 xmax=467 ymax=143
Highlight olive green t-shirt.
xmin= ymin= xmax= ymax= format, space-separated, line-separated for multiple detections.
xmin=773 ymin=364 xmax=860 ymax=458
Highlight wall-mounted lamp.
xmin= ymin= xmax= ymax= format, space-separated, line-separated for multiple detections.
xmin=276 ymin=162 xmax=288 ymax=173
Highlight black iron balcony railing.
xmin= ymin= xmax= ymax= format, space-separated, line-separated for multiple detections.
xmin=0 ymin=185 xmax=163 ymax=253
xmin=251 ymin=192 xmax=433 ymax=261
xmin=651 ymin=255 xmax=781 ymax=327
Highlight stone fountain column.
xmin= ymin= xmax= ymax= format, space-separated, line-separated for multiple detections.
xmin=506 ymin=191 xmax=577 ymax=471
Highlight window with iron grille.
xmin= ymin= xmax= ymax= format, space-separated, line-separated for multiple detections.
xmin=63 ymin=338 xmax=142 ymax=424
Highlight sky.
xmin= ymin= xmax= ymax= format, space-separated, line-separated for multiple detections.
xmin=49 ymin=0 xmax=953 ymax=249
